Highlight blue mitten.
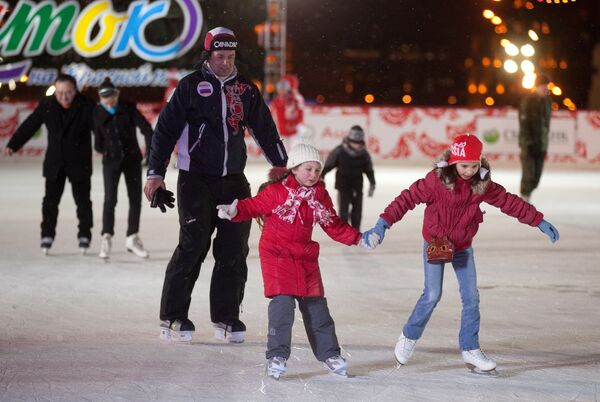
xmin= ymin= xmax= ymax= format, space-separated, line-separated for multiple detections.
xmin=359 ymin=232 xmax=381 ymax=250
xmin=538 ymin=219 xmax=559 ymax=243
xmin=364 ymin=218 xmax=390 ymax=243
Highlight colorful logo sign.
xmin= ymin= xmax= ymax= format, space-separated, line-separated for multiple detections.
xmin=0 ymin=0 xmax=202 ymax=63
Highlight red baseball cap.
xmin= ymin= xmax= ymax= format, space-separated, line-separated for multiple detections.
xmin=447 ymin=134 xmax=483 ymax=165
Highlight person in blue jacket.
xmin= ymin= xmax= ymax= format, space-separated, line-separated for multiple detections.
xmin=144 ymin=27 xmax=288 ymax=343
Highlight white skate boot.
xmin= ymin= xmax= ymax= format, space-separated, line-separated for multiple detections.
xmin=40 ymin=237 xmax=53 ymax=255
xmin=213 ymin=319 xmax=246 ymax=343
xmin=462 ymin=349 xmax=497 ymax=375
xmin=394 ymin=332 xmax=417 ymax=365
xmin=126 ymin=233 xmax=149 ymax=258
xmin=266 ymin=356 xmax=287 ymax=380
xmin=98 ymin=234 xmax=111 ymax=259
xmin=323 ymin=355 xmax=348 ymax=377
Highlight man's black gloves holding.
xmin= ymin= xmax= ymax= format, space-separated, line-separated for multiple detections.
xmin=151 ymin=188 xmax=175 ymax=213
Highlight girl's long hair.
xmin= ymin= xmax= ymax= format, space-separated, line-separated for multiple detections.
xmin=438 ymin=163 xmax=485 ymax=188
xmin=255 ymin=169 xmax=292 ymax=229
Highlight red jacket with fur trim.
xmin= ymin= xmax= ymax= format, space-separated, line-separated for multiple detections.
xmin=380 ymin=157 xmax=543 ymax=251
xmin=232 ymin=175 xmax=361 ymax=297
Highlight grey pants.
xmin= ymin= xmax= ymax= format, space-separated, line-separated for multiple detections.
xmin=266 ymin=295 xmax=341 ymax=362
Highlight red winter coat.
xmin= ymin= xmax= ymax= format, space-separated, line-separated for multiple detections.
xmin=380 ymin=156 xmax=544 ymax=252
xmin=270 ymin=92 xmax=304 ymax=137
xmin=232 ymin=175 xmax=361 ymax=297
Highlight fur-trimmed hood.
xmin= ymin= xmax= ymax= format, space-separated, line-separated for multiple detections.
xmin=433 ymin=150 xmax=491 ymax=195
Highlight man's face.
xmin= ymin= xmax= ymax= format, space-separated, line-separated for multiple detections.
xmin=54 ymin=80 xmax=77 ymax=108
xmin=208 ymin=50 xmax=236 ymax=79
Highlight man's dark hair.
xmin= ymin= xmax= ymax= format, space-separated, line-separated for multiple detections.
xmin=55 ymin=74 xmax=77 ymax=88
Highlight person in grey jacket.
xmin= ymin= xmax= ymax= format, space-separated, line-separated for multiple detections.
xmin=321 ymin=125 xmax=375 ymax=230
xmin=144 ymin=27 xmax=287 ymax=343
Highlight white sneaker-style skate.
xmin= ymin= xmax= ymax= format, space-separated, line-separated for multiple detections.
xmin=266 ymin=356 xmax=287 ymax=380
xmin=159 ymin=320 xmax=171 ymax=340
xmin=165 ymin=319 xmax=195 ymax=343
xmin=323 ymin=355 xmax=348 ymax=377
xmin=395 ymin=333 xmax=417 ymax=365
xmin=126 ymin=233 xmax=149 ymax=258
xmin=99 ymin=234 xmax=112 ymax=259
xmin=213 ymin=319 xmax=246 ymax=343
xmin=78 ymin=237 xmax=90 ymax=255
xmin=462 ymin=349 xmax=497 ymax=374
xmin=40 ymin=237 xmax=53 ymax=255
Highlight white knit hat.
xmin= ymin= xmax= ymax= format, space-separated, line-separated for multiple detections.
xmin=287 ymin=143 xmax=323 ymax=169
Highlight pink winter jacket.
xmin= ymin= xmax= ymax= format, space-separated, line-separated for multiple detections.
xmin=233 ymin=175 xmax=361 ymax=298
xmin=380 ymin=159 xmax=543 ymax=251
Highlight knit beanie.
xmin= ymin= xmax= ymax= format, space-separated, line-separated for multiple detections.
xmin=204 ymin=27 xmax=238 ymax=51
xmin=347 ymin=125 xmax=365 ymax=143
xmin=98 ymin=77 xmax=117 ymax=97
xmin=447 ymin=134 xmax=483 ymax=165
xmin=287 ymin=143 xmax=323 ymax=169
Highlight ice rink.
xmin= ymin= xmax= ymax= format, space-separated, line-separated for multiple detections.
xmin=1 ymin=158 xmax=599 ymax=401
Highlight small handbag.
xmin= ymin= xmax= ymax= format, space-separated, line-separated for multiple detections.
xmin=426 ymin=236 xmax=455 ymax=264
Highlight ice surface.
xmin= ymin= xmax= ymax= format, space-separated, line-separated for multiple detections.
xmin=1 ymin=158 xmax=599 ymax=401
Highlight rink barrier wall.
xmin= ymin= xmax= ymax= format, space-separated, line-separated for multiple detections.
xmin=1 ymin=102 xmax=600 ymax=165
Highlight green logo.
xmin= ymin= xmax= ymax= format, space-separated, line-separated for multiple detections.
xmin=483 ymin=129 xmax=500 ymax=144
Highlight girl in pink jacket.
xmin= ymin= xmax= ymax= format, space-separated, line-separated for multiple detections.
xmin=217 ymin=143 xmax=374 ymax=380
xmin=363 ymin=134 xmax=559 ymax=374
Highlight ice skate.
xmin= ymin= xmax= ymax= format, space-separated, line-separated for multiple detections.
xmin=98 ymin=234 xmax=111 ymax=259
xmin=394 ymin=332 xmax=417 ymax=365
xmin=166 ymin=318 xmax=195 ymax=342
xmin=323 ymin=355 xmax=348 ymax=377
xmin=40 ymin=237 xmax=53 ymax=255
xmin=126 ymin=233 xmax=149 ymax=258
xmin=159 ymin=320 xmax=171 ymax=341
xmin=462 ymin=349 xmax=497 ymax=376
xmin=78 ymin=237 xmax=90 ymax=255
xmin=266 ymin=356 xmax=287 ymax=380
xmin=213 ymin=319 xmax=246 ymax=343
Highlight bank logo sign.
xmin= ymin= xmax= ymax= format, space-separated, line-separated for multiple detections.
xmin=0 ymin=0 xmax=202 ymax=85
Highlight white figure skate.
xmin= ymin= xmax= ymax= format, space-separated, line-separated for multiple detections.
xmin=323 ymin=355 xmax=348 ymax=377
xmin=462 ymin=349 xmax=498 ymax=376
xmin=395 ymin=333 xmax=417 ymax=365
xmin=266 ymin=356 xmax=287 ymax=380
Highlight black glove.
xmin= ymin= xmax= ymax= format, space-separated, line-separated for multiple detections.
xmin=151 ymin=188 xmax=175 ymax=213
xmin=368 ymin=184 xmax=375 ymax=197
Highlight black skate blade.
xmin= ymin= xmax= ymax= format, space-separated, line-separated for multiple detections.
xmin=467 ymin=366 xmax=498 ymax=377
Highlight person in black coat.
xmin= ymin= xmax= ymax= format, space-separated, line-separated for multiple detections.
xmin=321 ymin=125 xmax=376 ymax=230
xmin=3 ymin=74 xmax=94 ymax=254
xmin=144 ymin=27 xmax=288 ymax=344
xmin=93 ymin=77 xmax=153 ymax=259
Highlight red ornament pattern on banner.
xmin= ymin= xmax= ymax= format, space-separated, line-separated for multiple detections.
xmin=382 ymin=131 xmax=416 ymax=159
xmin=421 ymin=108 xmax=447 ymax=120
xmin=416 ymin=132 xmax=450 ymax=158
xmin=0 ymin=105 xmax=19 ymax=138
xmin=379 ymin=108 xmax=414 ymax=127
xmin=576 ymin=140 xmax=587 ymax=159
xmin=586 ymin=112 xmax=600 ymax=129
xmin=446 ymin=120 xmax=476 ymax=140
xmin=367 ymin=136 xmax=380 ymax=155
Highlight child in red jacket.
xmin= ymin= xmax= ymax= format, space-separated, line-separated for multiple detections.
xmin=217 ymin=143 xmax=375 ymax=379
xmin=363 ymin=134 xmax=559 ymax=374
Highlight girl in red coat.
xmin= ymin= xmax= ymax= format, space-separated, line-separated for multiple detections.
xmin=363 ymin=134 xmax=559 ymax=374
xmin=217 ymin=143 xmax=374 ymax=379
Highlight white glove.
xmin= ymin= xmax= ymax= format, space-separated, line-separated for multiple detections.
xmin=359 ymin=233 xmax=381 ymax=250
xmin=216 ymin=199 xmax=238 ymax=220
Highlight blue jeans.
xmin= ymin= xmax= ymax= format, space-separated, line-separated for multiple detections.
xmin=402 ymin=242 xmax=481 ymax=351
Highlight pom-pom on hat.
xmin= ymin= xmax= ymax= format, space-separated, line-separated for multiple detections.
xmin=287 ymin=143 xmax=323 ymax=170
xmin=447 ymin=134 xmax=483 ymax=165
xmin=204 ymin=27 xmax=238 ymax=51
xmin=98 ymin=77 xmax=117 ymax=97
